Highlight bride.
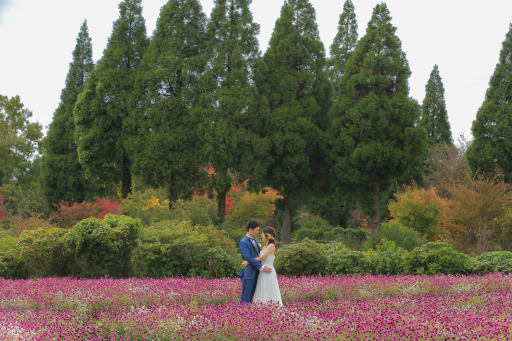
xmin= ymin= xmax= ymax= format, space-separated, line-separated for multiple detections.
xmin=242 ymin=226 xmax=283 ymax=306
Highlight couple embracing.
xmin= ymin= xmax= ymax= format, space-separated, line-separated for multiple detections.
xmin=238 ymin=221 xmax=283 ymax=306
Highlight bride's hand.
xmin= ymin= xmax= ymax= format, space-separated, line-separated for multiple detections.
xmin=241 ymin=260 xmax=249 ymax=268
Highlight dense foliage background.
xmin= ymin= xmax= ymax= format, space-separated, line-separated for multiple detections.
xmin=1 ymin=0 xmax=512 ymax=278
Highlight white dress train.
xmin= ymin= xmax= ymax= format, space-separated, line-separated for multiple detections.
xmin=252 ymin=250 xmax=283 ymax=306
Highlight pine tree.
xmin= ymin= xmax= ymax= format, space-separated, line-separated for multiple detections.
xmin=467 ymin=24 xmax=512 ymax=183
xmin=130 ymin=0 xmax=209 ymax=204
xmin=41 ymin=21 xmax=96 ymax=205
xmin=201 ymin=0 xmax=262 ymax=222
xmin=328 ymin=0 xmax=358 ymax=97
xmin=421 ymin=64 xmax=452 ymax=146
xmin=74 ymin=0 xmax=148 ymax=198
xmin=329 ymin=3 xmax=426 ymax=232
xmin=255 ymin=0 xmax=331 ymax=243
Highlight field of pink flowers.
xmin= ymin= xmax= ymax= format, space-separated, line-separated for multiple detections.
xmin=0 ymin=274 xmax=511 ymax=340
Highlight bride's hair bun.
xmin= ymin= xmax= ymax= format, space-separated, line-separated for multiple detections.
xmin=262 ymin=226 xmax=278 ymax=247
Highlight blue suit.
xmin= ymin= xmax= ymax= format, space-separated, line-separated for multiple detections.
xmin=239 ymin=235 xmax=262 ymax=303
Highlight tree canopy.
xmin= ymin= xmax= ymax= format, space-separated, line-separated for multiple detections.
xmin=74 ymin=0 xmax=149 ymax=198
xmin=467 ymin=24 xmax=512 ymax=183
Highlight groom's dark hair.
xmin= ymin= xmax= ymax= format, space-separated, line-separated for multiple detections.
xmin=247 ymin=221 xmax=260 ymax=231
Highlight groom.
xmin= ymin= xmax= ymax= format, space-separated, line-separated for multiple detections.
xmin=238 ymin=220 xmax=272 ymax=303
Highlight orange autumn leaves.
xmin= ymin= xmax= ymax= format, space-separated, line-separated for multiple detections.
xmin=389 ymin=175 xmax=512 ymax=255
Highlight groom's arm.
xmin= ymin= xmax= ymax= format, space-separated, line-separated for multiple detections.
xmin=239 ymin=241 xmax=263 ymax=271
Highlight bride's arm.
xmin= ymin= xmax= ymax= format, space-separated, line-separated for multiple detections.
xmin=255 ymin=244 xmax=275 ymax=261
xmin=241 ymin=244 xmax=275 ymax=268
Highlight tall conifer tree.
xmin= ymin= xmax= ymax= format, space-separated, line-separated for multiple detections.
xmin=255 ymin=0 xmax=331 ymax=243
xmin=41 ymin=21 xmax=96 ymax=205
xmin=328 ymin=0 xmax=358 ymax=97
xmin=329 ymin=3 xmax=425 ymax=232
xmin=130 ymin=0 xmax=209 ymax=203
xmin=201 ymin=0 xmax=261 ymax=222
xmin=467 ymin=24 xmax=512 ymax=182
xmin=421 ymin=64 xmax=452 ymax=146
xmin=74 ymin=0 xmax=148 ymax=198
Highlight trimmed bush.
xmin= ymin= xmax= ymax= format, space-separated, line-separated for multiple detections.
xmin=471 ymin=251 xmax=512 ymax=274
xmin=188 ymin=247 xmax=239 ymax=279
xmin=292 ymin=210 xmax=331 ymax=242
xmin=294 ymin=228 xmax=325 ymax=241
xmin=365 ymin=223 xmax=426 ymax=251
xmin=366 ymin=240 xmax=409 ymax=275
xmin=66 ymin=215 xmax=141 ymax=278
xmin=326 ymin=247 xmax=371 ymax=275
xmin=407 ymin=242 xmax=471 ymax=275
xmin=131 ymin=221 xmax=237 ymax=278
xmin=329 ymin=227 xmax=369 ymax=250
xmin=17 ymin=227 xmax=70 ymax=277
xmin=275 ymin=238 xmax=327 ymax=276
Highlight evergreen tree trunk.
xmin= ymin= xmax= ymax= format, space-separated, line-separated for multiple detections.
xmin=373 ymin=178 xmax=381 ymax=232
xmin=217 ymin=188 xmax=227 ymax=223
xmin=351 ymin=199 xmax=361 ymax=227
xmin=281 ymin=198 xmax=292 ymax=244
xmin=121 ymin=157 xmax=131 ymax=199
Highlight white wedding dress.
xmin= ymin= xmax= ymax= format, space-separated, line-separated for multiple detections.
xmin=252 ymin=249 xmax=283 ymax=306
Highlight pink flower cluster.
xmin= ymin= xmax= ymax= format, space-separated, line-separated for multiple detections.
xmin=0 ymin=274 xmax=511 ymax=340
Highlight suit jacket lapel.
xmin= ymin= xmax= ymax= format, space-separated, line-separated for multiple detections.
xmin=246 ymin=236 xmax=259 ymax=254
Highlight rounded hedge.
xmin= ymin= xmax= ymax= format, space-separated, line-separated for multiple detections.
xmin=275 ymin=238 xmax=327 ymax=276
xmin=471 ymin=251 xmax=512 ymax=274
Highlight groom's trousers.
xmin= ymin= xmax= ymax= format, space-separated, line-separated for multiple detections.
xmin=241 ymin=277 xmax=257 ymax=303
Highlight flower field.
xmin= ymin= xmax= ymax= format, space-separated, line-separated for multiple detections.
xmin=0 ymin=274 xmax=511 ymax=340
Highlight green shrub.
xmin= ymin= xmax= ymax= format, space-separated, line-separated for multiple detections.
xmin=227 ymin=190 xmax=277 ymax=228
xmin=218 ymin=220 xmax=247 ymax=242
xmin=274 ymin=238 xmax=327 ymax=276
xmin=326 ymin=247 xmax=371 ymax=275
xmin=120 ymin=188 xmax=175 ymax=225
xmin=328 ymin=227 xmax=369 ymax=250
xmin=171 ymin=196 xmax=217 ymax=226
xmin=293 ymin=209 xmax=331 ymax=231
xmin=66 ymin=215 xmax=141 ymax=278
xmin=366 ymin=240 xmax=409 ymax=275
xmin=471 ymin=251 xmax=512 ymax=274
xmin=0 ymin=231 xmax=18 ymax=254
xmin=131 ymin=221 xmax=237 ymax=278
xmin=292 ymin=209 xmax=336 ymax=242
xmin=294 ymin=228 xmax=325 ymax=241
xmin=388 ymin=185 xmax=443 ymax=239
xmin=364 ymin=223 xmax=426 ymax=251
xmin=17 ymin=227 xmax=70 ymax=277
xmin=0 ymin=253 xmax=27 ymax=279
xmin=188 ymin=247 xmax=239 ymax=279
xmin=407 ymin=242 xmax=471 ymax=275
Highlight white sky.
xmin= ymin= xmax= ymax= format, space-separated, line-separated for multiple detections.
xmin=1 ymin=0 xmax=511 ymax=140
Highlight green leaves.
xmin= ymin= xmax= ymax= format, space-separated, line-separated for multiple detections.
xmin=328 ymin=0 xmax=358 ymax=97
xmin=0 ymin=95 xmax=43 ymax=186
xmin=467 ymin=24 xmax=512 ymax=183
xmin=421 ymin=65 xmax=452 ymax=146
xmin=74 ymin=0 xmax=149 ymax=198
xmin=41 ymin=21 xmax=96 ymax=206
xmin=201 ymin=0 xmax=262 ymax=221
xmin=255 ymin=0 xmax=331 ymax=242
xmin=130 ymin=0 xmax=208 ymax=204
xmin=329 ymin=3 xmax=426 ymax=230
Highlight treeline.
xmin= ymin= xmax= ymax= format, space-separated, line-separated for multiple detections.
xmin=2 ymin=0 xmax=512 ymax=244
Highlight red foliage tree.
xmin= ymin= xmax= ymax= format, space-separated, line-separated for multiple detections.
xmin=96 ymin=198 xmax=120 ymax=219
xmin=50 ymin=198 xmax=120 ymax=227
xmin=0 ymin=193 xmax=8 ymax=219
